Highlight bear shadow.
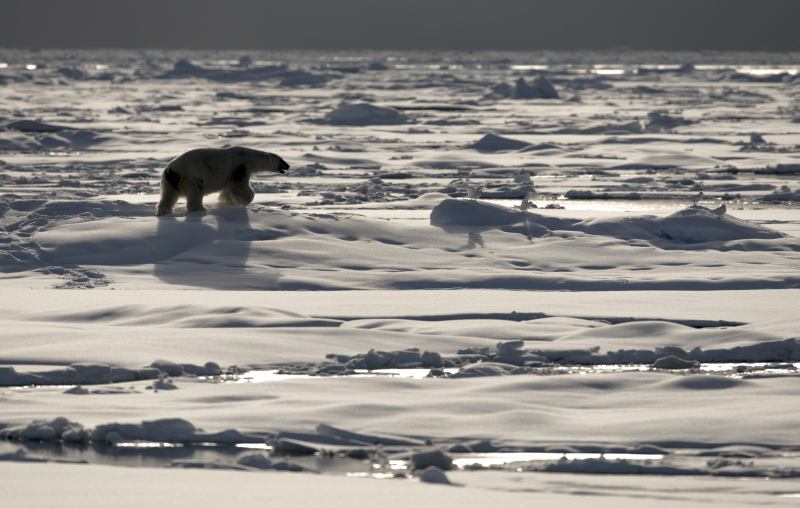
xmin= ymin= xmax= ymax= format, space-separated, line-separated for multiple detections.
xmin=152 ymin=205 xmax=283 ymax=290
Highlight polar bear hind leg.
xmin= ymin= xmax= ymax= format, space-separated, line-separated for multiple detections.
xmin=185 ymin=179 xmax=207 ymax=213
xmin=156 ymin=171 xmax=181 ymax=216
xmin=218 ymin=189 xmax=234 ymax=205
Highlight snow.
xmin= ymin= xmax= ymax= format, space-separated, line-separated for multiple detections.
xmin=2 ymin=48 xmax=800 ymax=505
xmin=323 ymin=103 xmax=409 ymax=125
xmin=418 ymin=466 xmax=453 ymax=484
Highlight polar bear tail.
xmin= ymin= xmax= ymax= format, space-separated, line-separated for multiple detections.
xmin=164 ymin=167 xmax=182 ymax=191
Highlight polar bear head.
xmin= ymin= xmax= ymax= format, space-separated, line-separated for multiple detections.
xmin=265 ymin=152 xmax=290 ymax=174
xmin=235 ymin=147 xmax=289 ymax=175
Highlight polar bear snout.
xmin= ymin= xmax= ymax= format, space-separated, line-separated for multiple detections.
xmin=279 ymin=158 xmax=290 ymax=173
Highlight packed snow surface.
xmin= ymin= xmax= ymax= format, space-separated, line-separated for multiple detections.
xmin=2 ymin=48 xmax=800 ymax=505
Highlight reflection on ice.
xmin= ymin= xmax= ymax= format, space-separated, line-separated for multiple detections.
xmin=592 ymin=69 xmax=625 ymax=75
xmin=736 ymin=67 xmax=798 ymax=76
xmin=493 ymin=198 xmax=687 ymax=212
xmin=509 ymin=65 xmax=549 ymax=71
xmin=235 ymin=443 xmax=271 ymax=450
xmin=113 ymin=442 xmax=183 ymax=448
xmin=692 ymin=64 xmax=799 ymax=75
xmin=451 ymin=452 xmax=665 ymax=468
xmin=208 ymin=363 xmax=800 ymax=385
xmin=230 ymin=368 xmax=460 ymax=383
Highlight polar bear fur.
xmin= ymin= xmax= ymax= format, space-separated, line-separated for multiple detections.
xmin=156 ymin=146 xmax=289 ymax=216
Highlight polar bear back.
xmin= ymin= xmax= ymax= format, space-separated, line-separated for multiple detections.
xmin=166 ymin=147 xmax=269 ymax=190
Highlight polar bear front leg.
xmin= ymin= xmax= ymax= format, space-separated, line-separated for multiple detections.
xmin=185 ymin=180 xmax=207 ymax=213
xmin=235 ymin=184 xmax=255 ymax=206
xmin=224 ymin=165 xmax=255 ymax=207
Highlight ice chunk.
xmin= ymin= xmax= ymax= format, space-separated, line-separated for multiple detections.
xmin=513 ymin=75 xmax=559 ymax=99
xmin=418 ymin=466 xmax=453 ymax=484
xmin=236 ymin=452 xmax=273 ymax=470
xmin=0 ymin=417 xmax=85 ymax=442
xmin=412 ymin=450 xmax=453 ymax=470
xmin=449 ymin=362 xmax=523 ymax=378
xmin=645 ymin=111 xmax=693 ymax=132
xmin=2 ymin=119 xmax=68 ymax=133
xmin=430 ymin=198 xmax=532 ymax=227
xmin=323 ymin=103 xmax=408 ymax=125
xmin=652 ymin=356 xmax=700 ymax=370
xmin=149 ymin=360 xmax=184 ymax=377
xmin=63 ymin=386 xmax=90 ymax=395
xmin=464 ymin=134 xmax=531 ymax=153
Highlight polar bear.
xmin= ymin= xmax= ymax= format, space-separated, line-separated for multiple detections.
xmin=156 ymin=146 xmax=289 ymax=216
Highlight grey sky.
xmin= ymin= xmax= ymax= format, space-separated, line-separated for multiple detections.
xmin=1 ymin=0 xmax=798 ymax=52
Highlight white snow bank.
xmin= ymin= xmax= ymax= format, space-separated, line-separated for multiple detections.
xmin=0 ymin=118 xmax=68 ymax=133
xmin=159 ymin=59 xmax=323 ymax=84
xmin=759 ymin=186 xmax=800 ymax=202
xmin=1 ymin=462 xmax=537 ymax=506
xmin=430 ymin=198 xmax=568 ymax=229
xmin=170 ymin=454 xmax=311 ymax=472
xmin=0 ymin=361 xmax=222 ymax=387
xmin=574 ymin=207 xmax=788 ymax=244
xmin=644 ymin=111 xmax=693 ymax=132
xmin=487 ymin=75 xmax=559 ymax=99
xmin=514 ymin=75 xmax=559 ymax=99
xmin=531 ymin=456 xmax=800 ymax=478
xmin=0 ymin=417 xmax=87 ymax=442
xmin=92 ymin=418 xmax=260 ymax=444
xmin=322 ymin=103 xmax=409 ymax=125
xmin=0 ymin=363 xmax=160 ymax=386
xmin=0 ymin=129 xmax=115 ymax=151
xmin=327 ymin=334 xmax=800 ymax=369
xmin=463 ymin=134 xmax=531 ymax=152
xmin=418 ymin=466 xmax=453 ymax=484
xmin=430 ymin=199 xmax=789 ymax=245
xmin=6 ymin=371 xmax=800 ymax=449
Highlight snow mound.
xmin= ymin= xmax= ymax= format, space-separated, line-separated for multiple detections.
xmin=0 ymin=361 xmax=221 ymax=387
xmin=449 ymin=362 xmax=527 ymax=378
xmin=325 ymin=348 xmax=445 ymax=369
xmin=0 ymin=417 xmax=87 ymax=442
xmin=430 ymin=198 xmax=536 ymax=227
xmin=645 ymin=111 xmax=693 ymax=132
xmin=323 ymin=103 xmax=409 ymax=125
xmin=652 ymin=356 xmax=700 ymax=369
xmin=412 ymin=451 xmax=454 ymax=470
xmin=0 ymin=129 xmax=114 ymax=151
xmin=159 ymin=59 xmax=316 ymax=83
xmin=0 ymin=118 xmax=68 ymax=133
xmin=759 ymin=186 xmax=800 ymax=202
xmin=531 ymin=456 xmax=800 ymax=478
xmin=762 ymin=163 xmax=800 ymax=173
xmin=575 ymin=207 xmax=789 ymax=243
xmin=464 ymin=134 xmax=531 ymax=152
xmin=0 ymin=363 xmax=161 ymax=386
xmin=485 ymin=75 xmax=559 ymax=100
xmin=514 ymin=75 xmax=559 ymax=99
xmin=430 ymin=199 xmax=788 ymax=245
xmin=92 ymin=418 xmax=259 ymax=444
xmin=279 ymin=72 xmax=329 ymax=88
xmin=418 ymin=466 xmax=453 ymax=484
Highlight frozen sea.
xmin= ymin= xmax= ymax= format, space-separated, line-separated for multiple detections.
xmin=2 ymin=48 xmax=800 ymax=506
